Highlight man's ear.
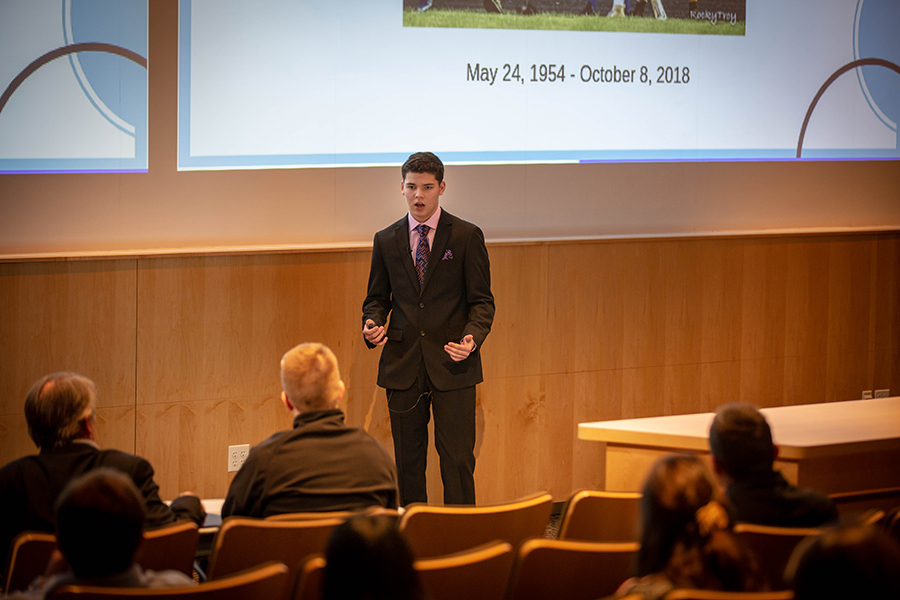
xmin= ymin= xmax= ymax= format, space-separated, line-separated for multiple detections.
xmin=80 ymin=415 xmax=96 ymax=441
xmin=333 ymin=381 xmax=346 ymax=407
xmin=281 ymin=391 xmax=295 ymax=413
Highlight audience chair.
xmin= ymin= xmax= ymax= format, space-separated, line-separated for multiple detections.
xmin=266 ymin=507 xmax=399 ymax=522
xmin=733 ymin=522 xmax=821 ymax=590
xmin=266 ymin=511 xmax=355 ymax=522
xmin=828 ymin=486 xmax=900 ymax=518
xmin=505 ymin=538 xmax=640 ymax=600
xmin=3 ymin=531 xmax=57 ymax=594
xmin=398 ymin=492 xmax=553 ymax=558
xmin=47 ymin=561 xmax=290 ymax=600
xmin=662 ymin=590 xmax=794 ymax=600
xmin=292 ymin=555 xmax=325 ymax=600
xmin=206 ymin=516 xmax=345 ymax=585
xmin=414 ymin=541 xmax=514 ymax=600
xmin=136 ymin=521 xmax=200 ymax=576
xmin=557 ymin=490 xmax=642 ymax=542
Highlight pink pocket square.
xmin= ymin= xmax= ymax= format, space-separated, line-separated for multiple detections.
xmin=442 ymin=249 xmax=453 ymax=260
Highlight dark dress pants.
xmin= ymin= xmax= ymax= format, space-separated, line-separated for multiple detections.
xmin=387 ymin=363 xmax=476 ymax=506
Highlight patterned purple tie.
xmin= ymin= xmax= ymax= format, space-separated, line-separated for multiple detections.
xmin=415 ymin=224 xmax=430 ymax=287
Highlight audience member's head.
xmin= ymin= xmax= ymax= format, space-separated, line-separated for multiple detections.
xmin=25 ymin=372 xmax=97 ymax=450
xmin=637 ymin=454 xmax=761 ymax=592
xmin=401 ymin=151 xmax=444 ymax=184
xmin=323 ymin=512 xmax=424 ymax=600
xmin=280 ymin=343 xmax=345 ymax=414
xmin=55 ymin=468 xmax=146 ymax=578
xmin=709 ymin=402 xmax=776 ymax=480
xmin=789 ymin=523 xmax=900 ymax=600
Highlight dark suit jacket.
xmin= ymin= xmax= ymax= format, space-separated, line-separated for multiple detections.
xmin=363 ymin=210 xmax=494 ymax=391
xmin=0 ymin=442 xmax=205 ymax=570
xmin=726 ymin=470 xmax=838 ymax=527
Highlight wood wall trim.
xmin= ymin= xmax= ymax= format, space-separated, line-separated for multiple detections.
xmin=2 ymin=227 xmax=898 ymax=264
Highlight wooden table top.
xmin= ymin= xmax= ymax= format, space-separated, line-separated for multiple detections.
xmin=577 ymin=397 xmax=900 ymax=459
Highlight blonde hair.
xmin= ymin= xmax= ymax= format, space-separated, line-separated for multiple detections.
xmin=280 ymin=343 xmax=342 ymax=411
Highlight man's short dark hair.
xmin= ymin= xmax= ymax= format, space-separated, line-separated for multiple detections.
xmin=709 ymin=403 xmax=776 ymax=478
xmin=24 ymin=372 xmax=96 ymax=450
xmin=55 ymin=469 xmax=147 ymax=578
xmin=401 ymin=152 xmax=444 ymax=184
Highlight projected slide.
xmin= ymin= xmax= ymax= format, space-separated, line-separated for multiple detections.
xmin=178 ymin=0 xmax=899 ymax=170
xmin=0 ymin=0 xmax=148 ymax=174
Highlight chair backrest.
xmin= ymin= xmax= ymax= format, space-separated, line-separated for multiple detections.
xmin=136 ymin=521 xmax=200 ymax=576
xmin=398 ymin=492 xmax=553 ymax=558
xmin=557 ymin=490 xmax=642 ymax=542
xmin=414 ymin=541 xmax=514 ymax=600
xmin=266 ymin=507 xmax=399 ymax=522
xmin=662 ymin=590 xmax=795 ymax=600
xmin=504 ymin=538 xmax=640 ymax=600
xmin=3 ymin=531 xmax=57 ymax=594
xmin=828 ymin=486 xmax=900 ymax=518
xmin=206 ymin=517 xmax=345 ymax=584
xmin=292 ymin=555 xmax=325 ymax=600
xmin=265 ymin=511 xmax=355 ymax=522
xmin=733 ymin=522 xmax=822 ymax=590
xmin=47 ymin=561 xmax=290 ymax=600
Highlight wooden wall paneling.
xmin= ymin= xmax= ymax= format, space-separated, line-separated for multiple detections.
xmin=481 ymin=244 xmax=548 ymax=380
xmin=0 ymin=259 xmax=138 ymax=466
xmin=825 ymin=238 xmax=875 ymax=401
xmin=554 ymin=369 xmax=626 ymax=494
xmin=94 ymin=406 xmax=137 ymax=459
xmin=699 ymin=361 xmax=743 ymax=412
xmin=136 ymin=395 xmax=284 ymax=500
xmin=871 ymin=237 xmax=897 ymax=393
xmin=662 ymin=241 xmax=705 ymax=369
xmin=698 ymin=240 xmax=744 ymax=365
xmin=476 ymin=374 xmax=550 ymax=502
xmin=621 ymin=366 xmax=668 ymax=419
xmin=135 ymin=251 xmax=374 ymax=499
xmin=782 ymin=239 xmax=831 ymax=405
xmin=892 ymin=238 xmax=900 ymax=394
xmin=620 ymin=242 xmax=668 ymax=372
xmin=739 ymin=240 xmax=788 ymax=407
xmin=545 ymin=243 xmax=627 ymax=375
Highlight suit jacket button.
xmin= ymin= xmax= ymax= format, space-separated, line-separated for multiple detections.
xmin=419 ymin=302 xmax=425 ymax=308
xmin=420 ymin=331 xmax=426 ymax=337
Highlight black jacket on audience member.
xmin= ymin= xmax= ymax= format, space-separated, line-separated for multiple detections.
xmin=0 ymin=441 xmax=205 ymax=570
xmin=221 ymin=409 xmax=399 ymax=518
xmin=725 ymin=470 xmax=838 ymax=527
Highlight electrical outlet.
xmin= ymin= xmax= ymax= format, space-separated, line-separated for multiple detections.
xmin=228 ymin=444 xmax=250 ymax=472
xmin=862 ymin=391 xmax=873 ymax=399
xmin=874 ymin=389 xmax=890 ymax=398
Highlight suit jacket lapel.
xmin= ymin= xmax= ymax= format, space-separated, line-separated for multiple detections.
xmin=393 ymin=218 xmax=420 ymax=291
xmin=422 ymin=211 xmax=452 ymax=292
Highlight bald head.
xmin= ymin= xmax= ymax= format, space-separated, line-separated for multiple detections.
xmin=280 ymin=343 xmax=345 ymax=413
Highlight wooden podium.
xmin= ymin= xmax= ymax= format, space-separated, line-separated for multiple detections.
xmin=577 ymin=397 xmax=900 ymax=494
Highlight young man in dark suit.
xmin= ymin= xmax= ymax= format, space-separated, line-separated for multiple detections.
xmin=362 ymin=152 xmax=494 ymax=506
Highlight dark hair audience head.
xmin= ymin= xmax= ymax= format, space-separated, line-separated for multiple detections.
xmin=401 ymin=152 xmax=444 ymax=184
xmin=708 ymin=402 xmax=776 ymax=479
xmin=637 ymin=454 xmax=761 ymax=592
xmin=24 ymin=371 xmax=96 ymax=450
xmin=323 ymin=512 xmax=425 ymax=600
xmin=789 ymin=523 xmax=900 ymax=600
xmin=55 ymin=468 xmax=147 ymax=578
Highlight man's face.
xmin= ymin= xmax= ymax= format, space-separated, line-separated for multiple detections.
xmin=402 ymin=171 xmax=445 ymax=223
